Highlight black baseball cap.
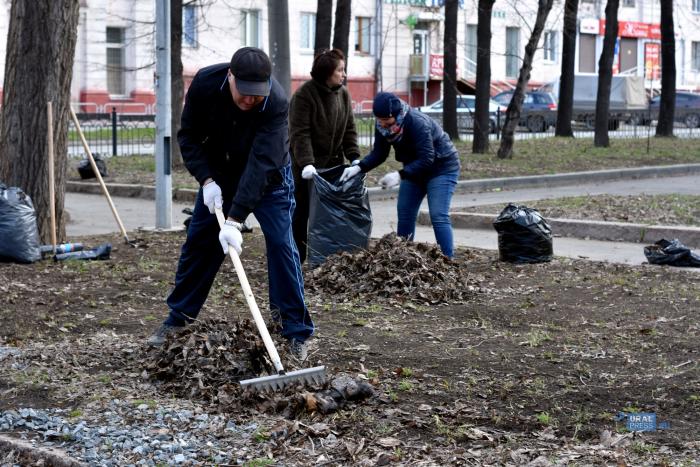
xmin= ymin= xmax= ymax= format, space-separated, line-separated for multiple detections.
xmin=229 ymin=47 xmax=272 ymax=96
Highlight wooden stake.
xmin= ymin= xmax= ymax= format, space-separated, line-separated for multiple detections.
xmin=47 ymin=102 xmax=57 ymax=252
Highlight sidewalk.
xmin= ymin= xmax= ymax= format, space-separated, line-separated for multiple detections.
xmin=65 ymin=167 xmax=700 ymax=267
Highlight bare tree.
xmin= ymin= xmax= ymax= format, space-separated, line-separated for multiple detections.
xmin=0 ymin=0 xmax=80 ymax=243
xmin=655 ymin=0 xmax=675 ymax=137
xmin=171 ymin=0 xmax=184 ymax=168
xmin=443 ymin=0 xmax=459 ymax=139
xmin=594 ymin=0 xmax=619 ymax=147
xmin=333 ymin=0 xmax=352 ymax=67
xmin=314 ymin=0 xmax=333 ymax=54
xmin=268 ymin=0 xmax=291 ymax=96
xmin=473 ymin=0 xmax=496 ymax=154
xmin=555 ymin=0 xmax=578 ymax=137
xmin=497 ymin=0 xmax=554 ymax=159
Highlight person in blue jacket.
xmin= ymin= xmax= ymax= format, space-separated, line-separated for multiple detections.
xmin=340 ymin=91 xmax=461 ymax=258
xmin=148 ymin=47 xmax=314 ymax=360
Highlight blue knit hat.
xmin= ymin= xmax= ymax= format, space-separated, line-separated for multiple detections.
xmin=373 ymin=92 xmax=403 ymax=118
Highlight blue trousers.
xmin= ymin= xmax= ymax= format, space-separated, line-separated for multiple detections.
xmin=165 ymin=164 xmax=314 ymax=342
xmin=396 ymin=170 xmax=459 ymax=258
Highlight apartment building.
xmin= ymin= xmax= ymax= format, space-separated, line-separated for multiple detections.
xmin=0 ymin=0 xmax=698 ymax=113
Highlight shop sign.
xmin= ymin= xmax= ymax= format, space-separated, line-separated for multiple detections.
xmin=599 ymin=20 xmax=661 ymax=39
xmin=645 ymin=42 xmax=661 ymax=80
xmin=580 ymin=17 xmax=599 ymax=34
xmin=429 ymin=54 xmax=443 ymax=79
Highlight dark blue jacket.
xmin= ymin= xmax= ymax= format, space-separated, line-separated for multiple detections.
xmin=179 ymin=63 xmax=290 ymax=221
xmin=358 ymin=108 xmax=460 ymax=182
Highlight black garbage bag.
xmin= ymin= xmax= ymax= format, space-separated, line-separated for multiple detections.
xmin=53 ymin=243 xmax=112 ymax=262
xmin=0 ymin=184 xmax=41 ymax=263
xmin=644 ymin=238 xmax=700 ymax=268
xmin=77 ymin=154 xmax=108 ymax=179
xmin=307 ymin=165 xmax=372 ymax=267
xmin=493 ymin=203 xmax=553 ymax=263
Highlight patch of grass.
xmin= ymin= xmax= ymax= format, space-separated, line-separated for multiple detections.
xmin=337 ymin=329 xmax=347 ymax=338
xmin=353 ymin=318 xmax=368 ymax=327
xmin=252 ymin=428 xmax=270 ymax=443
xmin=366 ymin=369 xmax=378 ymax=379
xmin=398 ymin=380 xmax=414 ymax=392
xmin=536 ymin=411 xmax=553 ymax=425
xmin=397 ymin=367 xmax=413 ymax=377
xmin=68 ymin=409 xmax=82 ymax=418
xmin=525 ymin=329 xmax=553 ymax=347
xmin=245 ymin=458 xmax=275 ymax=467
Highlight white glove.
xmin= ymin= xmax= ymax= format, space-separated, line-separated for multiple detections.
xmin=301 ymin=164 xmax=317 ymax=180
xmin=351 ymin=159 xmax=360 ymax=166
xmin=379 ymin=171 xmax=401 ymax=189
xmin=219 ymin=220 xmax=243 ymax=255
xmin=202 ymin=180 xmax=223 ymax=214
xmin=339 ymin=165 xmax=361 ymax=183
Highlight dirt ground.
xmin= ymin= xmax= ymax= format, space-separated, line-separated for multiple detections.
xmin=1 ymin=228 xmax=699 ymax=465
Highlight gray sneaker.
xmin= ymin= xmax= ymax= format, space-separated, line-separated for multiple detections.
xmin=288 ymin=338 xmax=308 ymax=362
xmin=147 ymin=323 xmax=185 ymax=347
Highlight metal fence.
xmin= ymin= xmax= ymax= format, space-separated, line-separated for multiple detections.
xmin=68 ymin=109 xmax=699 ymax=159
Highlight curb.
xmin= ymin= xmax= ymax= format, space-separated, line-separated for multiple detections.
xmin=66 ymin=163 xmax=700 ymax=203
xmin=0 ymin=434 xmax=82 ymax=467
xmin=417 ymin=211 xmax=700 ymax=249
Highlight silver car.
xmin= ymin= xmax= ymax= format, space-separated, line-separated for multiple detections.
xmin=418 ymin=95 xmax=507 ymax=133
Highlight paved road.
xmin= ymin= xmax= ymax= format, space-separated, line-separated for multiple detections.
xmin=65 ymin=173 xmax=700 ymax=267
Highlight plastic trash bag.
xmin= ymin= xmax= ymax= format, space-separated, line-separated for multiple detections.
xmin=644 ymin=238 xmax=700 ymax=268
xmin=493 ymin=203 xmax=553 ymax=263
xmin=0 ymin=184 xmax=41 ymax=263
xmin=307 ymin=165 xmax=372 ymax=267
xmin=77 ymin=154 xmax=108 ymax=179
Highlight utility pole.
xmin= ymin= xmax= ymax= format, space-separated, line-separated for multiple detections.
xmin=267 ymin=0 xmax=291 ymax=96
xmin=155 ymin=0 xmax=172 ymax=228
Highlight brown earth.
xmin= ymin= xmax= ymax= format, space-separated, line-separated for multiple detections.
xmin=0 ymin=230 xmax=699 ymax=464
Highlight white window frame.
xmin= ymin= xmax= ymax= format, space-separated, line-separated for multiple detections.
xmin=692 ymin=41 xmax=700 ymax=71
xmin=300 ymin=12 xmax=315 ymax=52
xmin=543 ymin=30 xmax=557 ymax=62
xmin=243 ymin=10 xmax=261 ymax=48
xmin=106 ymin=26 xmax=126 ymax=97
xmin=183 ymin=4 xmax=198 ymax=48
xmin=355 ymin=16 xmax=373 ymax=55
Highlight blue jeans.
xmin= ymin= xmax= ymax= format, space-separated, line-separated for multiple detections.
xmin=165 ymin=164 xmax=314 ymax=342
xmin=396 ymin=170 xmax=459 ymax=258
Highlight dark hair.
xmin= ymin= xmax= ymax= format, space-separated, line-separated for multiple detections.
xmin=310 ymin=48 xmax=345 ymax=83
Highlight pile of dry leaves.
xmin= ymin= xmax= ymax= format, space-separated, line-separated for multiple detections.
xmin=306 ymin=234 xmax=477 ymax=304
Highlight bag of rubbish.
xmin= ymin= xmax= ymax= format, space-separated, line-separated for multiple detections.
xmin=54 ymin=243 xmax=112 ymax=262
xmin=493 ymin=203 xmax=553 ymax=263
xmin=307 ymin=165 xmax=373 ymax=267
xmin=77 ymin=154 xmax=108 ymax=179
xmin=0 ymin=184 xmax=41 ymax=263
xmin=643 ymin=238 xmax=700 ymax=268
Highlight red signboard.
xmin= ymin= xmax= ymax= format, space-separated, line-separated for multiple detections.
xmin=429 ymin=54 xmax=444 ymax=79
xmin=644 ymin=42 xmax=661 ymax=80
xmin=599 ymin=20 xmax=661 ymax=39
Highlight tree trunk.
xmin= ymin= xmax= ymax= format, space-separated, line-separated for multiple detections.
xmin=314 ymin=0 xmax=333 ymax=54
xmin=268 ymin=0 xmax=291 ymax=97
xmin=0 ymin=0 xmax=80 ymax=243
xmin=332 ymin=0 xmax=352 ymax=68
xmin=472 ymin=0 xmax=496 ymax=154
xmin=498 ymin=0 xmax=554 ymax=159
xmin=171 ymin=0 xmax=184 ymax=168
xmin=442 ymin=0 xmax=459 ymax=139
xmin=655 ymin=0 xmax=675 ymax=137
xmin=594 ymin=0 xmax=619 ymax=148
xmin=555 ymin=0 xmax=578 ymax=137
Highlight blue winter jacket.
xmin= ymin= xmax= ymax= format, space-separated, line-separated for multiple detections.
xmin=358 ymin=108 xmax=460 ymax=182
xmin=178 ymin=63 xmax=290 ymax=222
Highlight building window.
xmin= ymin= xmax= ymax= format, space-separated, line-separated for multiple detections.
xmin=300 ymin=13 xmax=315 ymax=51
xmin=183 ymin=4 xmax=197 ymax=48
xmin=106 ymin=27 xmax=126 ymax=96
xmin=465 ymin=24 xmax=477 ymax=75
xmin=694 ymin=0 xmax=700 ymax=13
xmin=243 ymin=10 xmax=260 ymax=47
xmin=693 ymin=42 xmax=700 ymax=71
xmin=506 ymin=27 xmax=520 ymax=78
xmin=622 ymin=0 xmax=635 ymax=6
xmin=355 ymin=16 xmax=372 ymax=54
xmin=543 ymin=30 xmax=557 ymax=62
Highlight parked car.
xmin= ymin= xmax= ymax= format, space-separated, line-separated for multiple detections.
xmin=646 ymin=91 xmax=700 ymax=128
xmin=418 ymin=95 xmax=507 ymax=133
xmin=492 ymin=90 xmax=558 ymax=132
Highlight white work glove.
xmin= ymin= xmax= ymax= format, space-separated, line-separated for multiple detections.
xmin=379 ymin=171 xmax=401 ymax=189
xmin=202 ymin=180 xmax=223 ymax=214
xmin=301 ymin=164 xmax=317 ymax=180
xmin=339 ymin=165 xmax=361 ymax=183
xmin=219 ymin=220 xmax=243 ymax=255
xmin=351 ymin=159 xmax=360 ymax=166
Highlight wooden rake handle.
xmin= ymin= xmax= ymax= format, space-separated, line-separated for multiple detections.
xmin=214 ymin=207 xmax=285 ymax=374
